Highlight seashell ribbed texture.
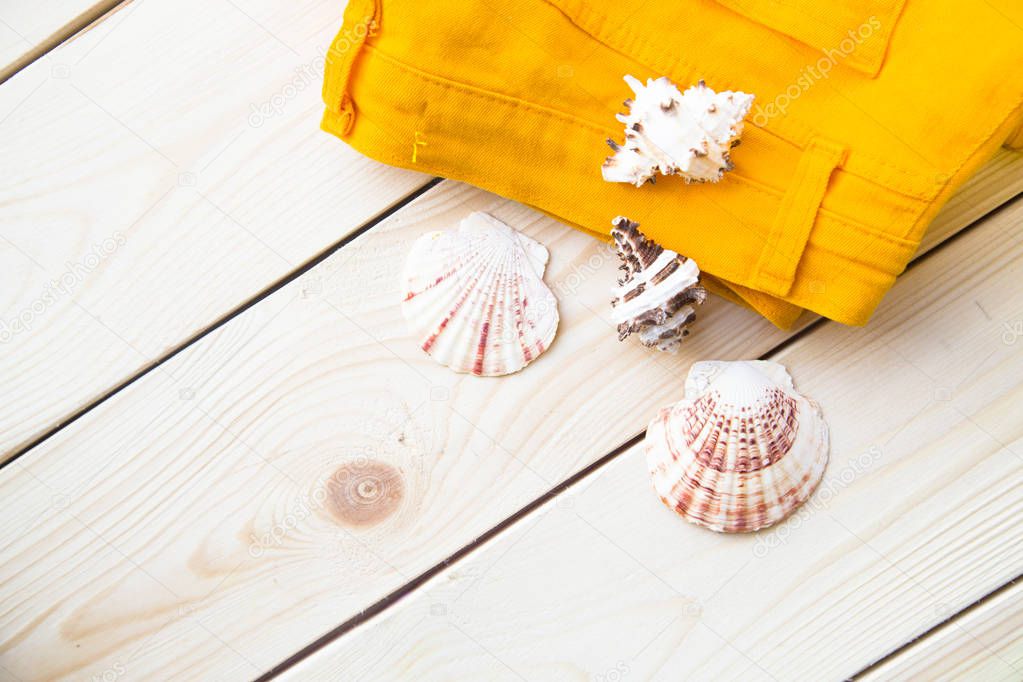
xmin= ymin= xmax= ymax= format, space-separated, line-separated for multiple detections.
xmin=610 ymin=216 xmax=706 ymax=353
xmin=603 ymin=75 xmax=754 ymax=186
xmin=401 ymin=212 xmax=559 ymax=376
xmin=646 ymin=360 xmax=829 ymax=533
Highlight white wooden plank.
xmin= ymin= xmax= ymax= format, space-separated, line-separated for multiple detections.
xmin=0 ymin=0 xmax=429 ymax=458
xmin=278 ymin=197 xmax=1023 ymax=681
xmin=0 ymin=0 xmax=116 ymax=75
xmin=0 ymin=0 xmax=1018 ymax=464
xmin=859 ymin=580 xmax=1023 ymax=681
xmin=0 ymin=150 xmax=1019 ymax=679
xmin=0 ymin=181 xmax=786 ymax=680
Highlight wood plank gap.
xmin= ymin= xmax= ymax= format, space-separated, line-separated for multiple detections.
xmin=254 ymin=430 xmax=647 ymax=681
xmin=0 ymin=177 xmax=442 ymax=473
xmin=272 ymin=183 xmax=1023 ymax=681
xmin=768 ymin=188 xmax=1022 ymax=360
xmin=850 ymin=573 xmax=1023 ymax=680
xmin=0 ymin=0 xmax=435 ymax=458
xmin=4 ymin=152 xmax=1018 ymax=677
xmin=258 ymin=189 xmax=1023 ymax=680
xmin=905 ymin=190 xmax=1023 ymax=272
xmin=0 ymin=0 xmax=129 ymax=85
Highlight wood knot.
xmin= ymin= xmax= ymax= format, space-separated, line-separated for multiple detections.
xmin=325 ymin=460 xmax=404 ymax=527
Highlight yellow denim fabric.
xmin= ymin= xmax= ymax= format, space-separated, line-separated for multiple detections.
xmin=322 ymin=0 xmax=1023 ymax=327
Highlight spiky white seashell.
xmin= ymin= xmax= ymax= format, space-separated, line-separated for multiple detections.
xmin=401 ymin=212 xmax=559 ymax=377
xmin=610 ymin=216 xmax=706 ymax=353
xmin=646 ymin=360 xmax=829 ymax=533
xmin=603 ymin=75 xmax=754 ymax=186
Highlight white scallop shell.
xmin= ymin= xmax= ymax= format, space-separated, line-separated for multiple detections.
xmin=646 ymin=360 xmax=829 ymax=533
xmin=401 ymin=212 xmax=559 ymax=377
xmin=603 ymin=76 xmax=754 ymax=186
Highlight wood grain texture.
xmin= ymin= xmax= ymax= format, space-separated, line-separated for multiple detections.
xmin=1 ymin=152 xmax=1020 ymax=679
xmin=0 ymin=0 xmax=429 ymax=458
xmin=0 ymin=181 xmax=787 ymax=681
xmin=0 ymin=0 xmax=117 ymax=76
xmin=0 ymin=2 xmax=1020 ymax=675
xmin=859 ymin=580 xmax=1023 ymax=681
xmin=278 ymin=198 xmax=1023 ymax=681
xmin=0 ymin=0 xmax=1019 ymax=467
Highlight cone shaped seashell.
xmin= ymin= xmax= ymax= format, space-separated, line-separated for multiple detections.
xmin=603 ymin=75 xmax=754 ymax=186
xmin=401 ymin=212 xmax=559 ymax=376
xmin=610 ymin=216 xmax=706 ymax=353
xmin=646 ymin=360 xmax=829 ymax=533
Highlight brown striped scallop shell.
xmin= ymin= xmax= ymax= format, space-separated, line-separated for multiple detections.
xmin=646 ymin=360 xmax=829 ymax=533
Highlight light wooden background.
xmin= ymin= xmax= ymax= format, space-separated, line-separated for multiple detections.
xmin=1 ymin=2 xmax=1021 ymax=681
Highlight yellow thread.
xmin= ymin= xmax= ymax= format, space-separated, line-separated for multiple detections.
xmin=412 ymin=131 xmax=427 ymax=163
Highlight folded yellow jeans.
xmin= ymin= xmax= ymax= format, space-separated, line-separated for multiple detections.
xmin=321 ymin=0 xmax=1023 ymax=327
